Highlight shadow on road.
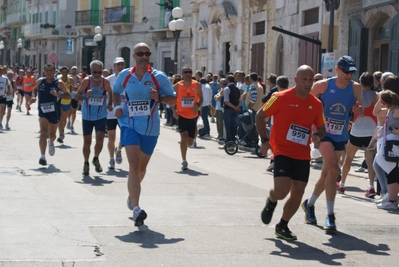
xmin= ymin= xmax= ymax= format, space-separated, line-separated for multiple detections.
xmin=267 ymin=238 xmax=345 ymax=265
xmin=55 ymin=144 xmax=76 ymax=150
xmin=115 ymin=227 xmax=185 ymax=249
xmin=175 ymin=169 xmax=209 ymax=177
xmin=76 ymin=175 xmax=114 ymax=186
xmin=31 ymin=164 xmax=64 ymax=174
xmin=324 ymin=231 xmax=390 ymax=256
xmin=103 ymin=169 xmax=129 ymax=178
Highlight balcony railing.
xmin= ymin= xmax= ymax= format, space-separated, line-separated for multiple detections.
xmin=6 ymin=12 xmax=26 ymax=25
xmin=75 ymin=10 xmax=103 ymax=27
xmin=104 ymin=6 xmax=134 ymax=24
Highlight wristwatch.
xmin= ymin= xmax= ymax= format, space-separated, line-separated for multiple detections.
xmin=158 ymin=94 xmax=164 ymax=103
xmin=261 ymin=137 xmax=269 ymax=143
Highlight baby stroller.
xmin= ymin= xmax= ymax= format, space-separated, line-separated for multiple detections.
xmin=224 ymin=109 xmax=265 ymax=158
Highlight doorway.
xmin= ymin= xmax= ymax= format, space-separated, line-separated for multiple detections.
xmin=373 ymin=17 xmax=390 ymax=72
xmin=224 ymin=42 xmax=230 ymax=74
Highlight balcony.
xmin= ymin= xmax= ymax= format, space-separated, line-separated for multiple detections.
xmin=104 ymin=6 xmax=134 ymax=31
xmin=24 ymin=23 xmax=77 ymax=39
xmin=6 ymin=12 xmax=26 ymax=26
xmin=75 ymin=10 xmax=102 ymax=33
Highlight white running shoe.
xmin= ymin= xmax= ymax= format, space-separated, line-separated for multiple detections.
xmin=377 ymin=200 xmax=398 ymax=210
xmin=48 ymin=141 xmax=55 ymax=156
xmin=115 ymin=148 xmax=122 ymax=164
xmin=108 ymin=158 xmax=115 ymax=169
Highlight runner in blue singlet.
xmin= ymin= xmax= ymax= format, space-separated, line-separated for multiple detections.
xmin=302 ymin=56 xmax=364 ymax=231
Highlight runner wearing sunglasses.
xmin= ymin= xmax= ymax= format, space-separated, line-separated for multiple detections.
xmin=302 ymin=55 xmax=363 ymax=231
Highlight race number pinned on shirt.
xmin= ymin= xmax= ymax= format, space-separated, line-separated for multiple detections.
xmin=88 ymin=95 xmax=104 ymax=106
xmin=182 ymin=97 xmax=195 ymax=108
xmin=17 ymin=85 xmax=23 ymax=90
xmin=286 ymin=124 xmax=310 ymax=146
xmin=325 ymin=117 xmax=344 ymax=135
xmin=0 ymin=86 xmax=5 ymax=96
xmin=128 ymin=100 xmax=150 ymax=117
xmin=40 ymin=102 xmax=55 ymax=113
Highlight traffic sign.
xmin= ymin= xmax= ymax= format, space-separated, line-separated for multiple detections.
xmin=49 ymin=53 xmax=58 ymax=63
xmin=25 ymin=50 xmax=30 ymax=56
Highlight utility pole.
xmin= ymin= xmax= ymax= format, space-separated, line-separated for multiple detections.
xmin=325 ymin=0 xmax=340 ymax=52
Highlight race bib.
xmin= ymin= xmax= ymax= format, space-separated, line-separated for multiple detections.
xmin=88 ymin=95 xmax=104 ymax=106
xmin=0 ymin=86 xmax=5 ymax=96
xmin=40 ymin=102 xmax=55 ymax=113
xmin=17 ymin=85 xmax=23 ymax=90
xmin=128 ymin=100 xmax=150 ymax=117
xmin=182 ymin=97 xmax=194 ymax=108
xmin=325 ymin=117 xmax=345 ymax=135
xmin=286 ymin=124 xmax=310 ymax=146
xmin=26 ymin=82 xmax=32 ymax=87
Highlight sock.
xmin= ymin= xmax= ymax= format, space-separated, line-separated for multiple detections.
xmin=93 ymin=157 xmax=98 ymax=161
xmin=326 ymin=201 xmax=335 ymax=215
xmin=40 ymin=154 xmax=45 ymax=159
xmin=368 ymin=185 xmax=374 ymax=189
xmin=307 ymin=193 xmax=319 ymax=207
xmin=267 ymin=197 xmax=277 ymax=207
xmin=339 ymin=182 xmax=345 ymax=188
xmin=279 ymin=219 xmax=288 ymax=228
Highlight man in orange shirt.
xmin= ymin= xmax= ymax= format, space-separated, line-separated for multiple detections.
xmin=255 ymin=65 xmax=326 ymax=241
xmin=23 ymin=68 xmax=35 ymax=115
xmin=172 ymin=65 xmax=203 ymax=171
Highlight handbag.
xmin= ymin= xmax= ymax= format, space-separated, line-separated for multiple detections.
xmin=383 ymin=114 xmax=399 ymax=162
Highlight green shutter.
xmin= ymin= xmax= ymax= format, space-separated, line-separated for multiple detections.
xmin=45 ymin=11 xmax=48 ymax=23
xmin=90 ymin=0 xmax=100 ymax=25
xmin=53 ymin=11 xmax=56 ymax=24
xmin=173 ymin=0 xmax=179 ymax=8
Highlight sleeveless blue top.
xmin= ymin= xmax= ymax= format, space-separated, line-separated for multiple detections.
xmin=37 ymin=78 xmax=61 ymax=116
xmin=81 ymin=77 xmax=108 ymax=121
xmin=319 ymin=77 xmax=356 ymax=142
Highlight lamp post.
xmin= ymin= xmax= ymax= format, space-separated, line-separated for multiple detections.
xmin=0 ymin=41 xmax=4 ymax=65
xmin=93 ymin=26 xmax=103 ymax=61
xmin=168 ymin=7 xmax=185 ymax=74
xmin=17 ymin=38 xmax=23 ymax=67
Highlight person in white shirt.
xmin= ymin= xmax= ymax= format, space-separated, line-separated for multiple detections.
xmin=106 ymin=57 xmax=125 ymax=169
xmin=198 ymin=78 xmax=212 ymax=138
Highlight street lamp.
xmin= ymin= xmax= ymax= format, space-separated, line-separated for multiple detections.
xmin=0 ymin=41 xmax=4 ymax=65
xmin=17 ymin=38 xmax=23 ymax=67
xmin=168 ymin=7 xmax=185 ymax=74
xmin=93 ymin=26 xmax=103 ymax=61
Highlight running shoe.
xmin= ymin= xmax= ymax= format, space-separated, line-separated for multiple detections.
xmin=127 ymin=196 xmax=133 ymax=210
xmin=92 ymin=158 xmax=103 ymax=172
xmin=336 ymin=182 xmax=345 ymax=194
xmin=323 ymin=214 xmax=336 ymax=230
xmin=301 ymin=199 xmax=317 ymax=224
xmin=48 ymin=141 xmax=55 ymax=156
xmin=133 ymin=206 xmax=147 ymax=227
xmin=57 ymin=135 xmax=64 ymax=144
xmin=374 ymin=194 xmax=388 ymax=204
xmin=5 ymin=123 xmax=10 ymax=130
xmin=266 ymin=162 xmax=274 ymax=172
xmin=16 ymin=105 xmax=19 ymax=110
xmin=181 ymin=160 xmax=188 ymax=171
xmin=0 ymin=123 xmax=2 ymax=131
xmin=365 ymin=188 xmax=376 ymax=198
xmin=108 ymin=158 xmax=115 ymax=170
xmin=115 ymin=148 xmax=122 ymax=164
xmin=354 ymin=167 xmax=366 ymax=172
xmin=39 ymin=158 xmax=47 ymax=166
xmin=190 ymin=139 xmax=197 ymax=148
xmin=82 ymin=162 xmax=90 ymax=175
xmin=377 ymin=200 xmax=398 ymax=210
xmin=261 ymin=197 xmax=277 ymax=225
xmin=275 ymin=223 xmax=297 ymax=241
xmin=18 ymin=106 xmax=22 ymax=112
xmin=66 ymin=121 xmax=71 ymax=129
xmin=70 ymin=125 xmax=75 ymax=133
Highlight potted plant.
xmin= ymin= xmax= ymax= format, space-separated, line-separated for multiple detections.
xmin=65 ymin=24 xmax=72 ymax=29
xmin=40 ymin=23 xmax=50 ymax=29
xmin=52 ymin=29 xmax=59 ymax=35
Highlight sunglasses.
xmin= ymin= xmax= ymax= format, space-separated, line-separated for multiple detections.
xmin=183 ymin=70 xmax=192 ymax=74
xmin=339 ymin=67 xmax=355 ymax=75
xmin=135 ymin=51 xmax=151 ymax=57
xmin=92 ymin=71 xmax=102 ymax=74
xmin=314 ymin=79 xmax=322 ymax=82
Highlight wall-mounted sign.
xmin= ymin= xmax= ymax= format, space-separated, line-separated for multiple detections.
xmin=362 ymin=0 xmax=396 ymax=9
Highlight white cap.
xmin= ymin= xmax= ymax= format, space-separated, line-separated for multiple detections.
xmin=113 ymin=57 xmax=125 ymax=64
xmin=71 ymin=66 xmax=78 ymax=70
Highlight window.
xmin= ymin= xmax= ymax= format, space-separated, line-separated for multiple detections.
xmin=303 ymin=7 xmax=319 ymax=26
xmin=254 ymin=21 xmax=265 ymax=36
xmin=53 ymin=11 xmax=56 ymax=25
xmin=45 ymin=11 xmax=48 ymax=23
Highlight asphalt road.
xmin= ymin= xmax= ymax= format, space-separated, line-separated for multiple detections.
xmin=0 ymin=106 xmax=398 ymax=267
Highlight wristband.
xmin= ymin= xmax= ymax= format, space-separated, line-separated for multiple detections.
xmin=114 ymin=105 xmax=123 ymax=111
